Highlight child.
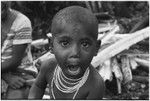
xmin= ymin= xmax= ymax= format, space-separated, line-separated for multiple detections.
xmin=29 ymin=6 xmax=105 ymax=100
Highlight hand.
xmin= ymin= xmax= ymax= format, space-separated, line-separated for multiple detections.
xmin=2 ymin=73 xmax=26 ymax=89
xmin=35 ymin=59 xmax=42 ymax=71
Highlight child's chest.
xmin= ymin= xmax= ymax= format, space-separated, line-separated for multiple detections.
xmin=47 ymin=72 xmax=91 ymax=100
xmin=49 ymin=81 xmax=89 ymax=100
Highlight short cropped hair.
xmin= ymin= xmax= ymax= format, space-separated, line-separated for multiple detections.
xmin=51 ymin=6 xmax=98 ymax=39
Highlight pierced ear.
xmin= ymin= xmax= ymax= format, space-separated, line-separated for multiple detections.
xmin=94 ymin=39 xmax=101 ymax=56
xmin=48 ymin=37 xmax=54 ymax=54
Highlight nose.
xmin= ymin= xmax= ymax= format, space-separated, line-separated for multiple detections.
xmin=70 ymin=44 xmax=80 ymax=58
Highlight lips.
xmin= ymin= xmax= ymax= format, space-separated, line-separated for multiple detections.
xmin=67 ymin=65 xmax=81 ymax=75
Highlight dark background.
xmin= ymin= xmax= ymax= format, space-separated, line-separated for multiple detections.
xmin=10 ymin=1 xmax=149 ymax=40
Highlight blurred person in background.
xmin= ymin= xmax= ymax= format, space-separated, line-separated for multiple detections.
xmin=1 ymin=1 xmax=38 ymax=99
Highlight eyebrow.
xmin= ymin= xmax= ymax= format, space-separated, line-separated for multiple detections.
xmin=80 ymin=37 xmax=92 ymax=42
xmin=57 ymin=35 xmax=72 ymax=40
xmin=56 ymin=34 xmax=94 ymax=41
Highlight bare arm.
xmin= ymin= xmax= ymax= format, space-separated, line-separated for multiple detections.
xmin=29 ymin=82 xmax=46 ymax=99
xmin=28 ymin=63 xmax=48 ymax=99
xmin=87 ymin=68 xmax=105 ymax=100
xmin=87 ymin=78 xmax=105 ymax=100
xmin=29 ymin=57 xmax=57 ymax=99
xmin=2 ymin=44 xmax=27 ymax=73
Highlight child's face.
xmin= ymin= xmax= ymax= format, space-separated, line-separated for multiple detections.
xmin=52 ymin=23 xmax=99 ymax=78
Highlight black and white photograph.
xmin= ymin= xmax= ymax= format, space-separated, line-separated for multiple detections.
xmin=1 ymin=1 xmax=149 ymax=100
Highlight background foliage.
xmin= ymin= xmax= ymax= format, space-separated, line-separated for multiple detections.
xmin=10 ymin=1 xmax=149 ymax=40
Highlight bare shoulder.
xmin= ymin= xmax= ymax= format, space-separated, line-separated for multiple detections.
xmin=40 ymin=57 xmax=57 ymax=77
xmin=89 ymin=66 xmax=105 ymax=85
xmin=87 ymin=66 xmax=105 ymax=99
xmin=32 ymin=57 xmax=57 ymax=90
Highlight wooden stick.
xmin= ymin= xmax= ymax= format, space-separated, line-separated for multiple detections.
xmin=34 ymin=52 xmax=54 ymax=64
xmin=98 ymin=34 xmax=130 ymax=40
xmin=98 ymin=59 xmax=112 ymax=81
xmin=116 ymin=79 xmax=122 ymax=94
xmin=111 ymin=57 xmax=123 ymax=94
xmin=133 ymin=75 xmax=149 ymax=83
xmin=120 ymin=55 xmax=132 ymax=84
xmin=135 ymin=58 xmax=149 ymax=71
xmin=135 ymin=58 xmax=149 ymax=68
xmin=100 ymin=25 xmax=119 ymax=45
xmin=31 ymin=39 xmax=49 ymax=48
xmin=111 ymin=57 xmax=123 ymax=81
xmin=92 ymin=27 xmax=149 ymax=67
xmin=129 ymin=57 xmax=138 ymax=70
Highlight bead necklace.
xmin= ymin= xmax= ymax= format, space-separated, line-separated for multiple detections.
xmin=61 ymin=69 xmax=82 ymax=81
xmin=60 ymin=72 xmax=80 ymax=85
xmin=51 ymin=65 xmax=89 ymax=99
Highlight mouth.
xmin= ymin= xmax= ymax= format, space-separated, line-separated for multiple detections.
xmin=67 ymin=65 xmax=81 ymax=75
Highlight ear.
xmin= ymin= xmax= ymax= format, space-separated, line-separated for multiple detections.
xmin=48 ymin=37 xmax=54 ymax=54
xmin=94 ymin=39 xmax=101 ymax=56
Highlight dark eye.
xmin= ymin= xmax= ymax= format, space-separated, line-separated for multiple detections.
xmin=81 ymin=41 xmax=90 ymax=48
xmin=61 ymin=41 xmax=69 ymax=47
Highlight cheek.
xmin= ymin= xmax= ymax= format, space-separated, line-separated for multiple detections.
xmin=81 ymin=47 xmax=96 ymax=62
xmin=53 ymin=44 xmax=68 ymax=63
xmin=53 ymin=49 xmax=65 ymax=66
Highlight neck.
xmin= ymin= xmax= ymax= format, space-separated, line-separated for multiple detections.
xmin=61 ymin=69 xmax=82 ymax=82
xmin=53 ymin=65 xmax=90 ymax=92
xmin=63 ymin=71 xmax=84 ymax=80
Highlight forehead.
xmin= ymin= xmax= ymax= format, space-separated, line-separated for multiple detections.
xmin=54 ymin=22 xmax=97 ymax=40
